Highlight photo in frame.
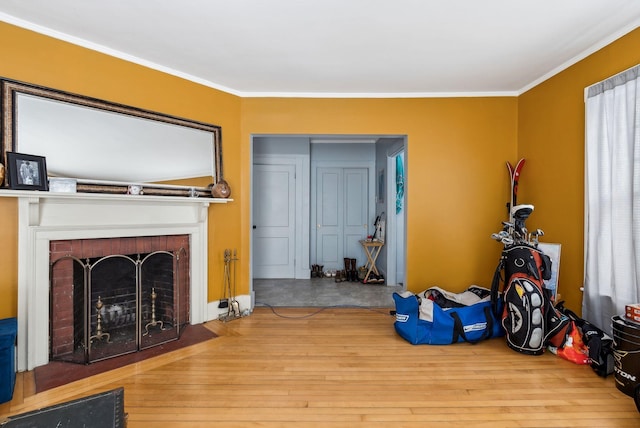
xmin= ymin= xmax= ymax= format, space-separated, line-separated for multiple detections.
xmin=7 ymin=152 xmax=48 ymax=191
xmin=538 ymin=242 xmax=561 ymax=301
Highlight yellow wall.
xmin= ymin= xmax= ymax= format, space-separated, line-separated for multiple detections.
xmin=241 ymin=97 xmax=518 ymax=292
xmin=0 ymin=20 xmax=638 ymax=320
xmin=0 ymin=22 xmax=243 ymax=317
xmin=518 ymin=28 xmax=640 ymax=312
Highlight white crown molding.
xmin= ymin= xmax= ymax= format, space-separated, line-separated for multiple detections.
xmin=518 ymin=17 xmax=640 ymax=95
xmin=0 ymin=12 xmax=244 ymax=97
xmin=0 ymin=12 xmax=520 ymax=99
xmin=2 ymin=11 xmax=639 ymax=99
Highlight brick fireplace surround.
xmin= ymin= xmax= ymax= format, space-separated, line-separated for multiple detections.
xmin=50 ymin=235 xmax=190 ymax=363
xmin=9 ymin=191 xmax=223 ymax=371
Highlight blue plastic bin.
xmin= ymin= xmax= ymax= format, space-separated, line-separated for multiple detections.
xmin=0 ymin=317 xmax=17 ymax=404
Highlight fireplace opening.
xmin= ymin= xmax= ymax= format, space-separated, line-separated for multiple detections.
xmin=50 ymin=236 xmax=190 ymax=364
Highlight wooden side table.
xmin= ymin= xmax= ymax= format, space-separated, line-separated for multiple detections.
xmin=359 ymin=240 xmax=384 ymax=283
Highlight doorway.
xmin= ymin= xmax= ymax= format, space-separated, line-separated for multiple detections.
xmin=251 ymin=135 xmax=407 ymax=306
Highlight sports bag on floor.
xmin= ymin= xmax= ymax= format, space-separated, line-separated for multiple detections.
xmin=393 ymin=286 xmax=504 ymax=345
xmin=555 ymin=301 xmax=614 ymax=376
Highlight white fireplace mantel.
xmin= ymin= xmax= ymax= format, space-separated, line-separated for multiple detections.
xmin=0 ymin=189 xmax=231 ymax=371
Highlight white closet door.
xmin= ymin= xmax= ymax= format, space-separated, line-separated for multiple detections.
xmin=315 ymin=167 xmax=368 ymax=270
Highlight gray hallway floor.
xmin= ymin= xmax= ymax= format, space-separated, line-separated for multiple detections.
xmin=253 ymin=278 xmax=403 ymax=308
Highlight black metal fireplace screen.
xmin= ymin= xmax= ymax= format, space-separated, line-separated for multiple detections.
xmin=50 ymin=249 xmax=186 ymax=364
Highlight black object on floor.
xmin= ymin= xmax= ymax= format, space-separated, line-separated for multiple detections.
xmin=1 ymin=387 xmax=126 ymax=427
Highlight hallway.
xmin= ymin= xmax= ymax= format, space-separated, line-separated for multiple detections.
xmin=252 ymin=135 xmax=407 ymax=285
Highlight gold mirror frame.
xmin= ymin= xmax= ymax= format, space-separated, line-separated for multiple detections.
xmin=0 ymin=78 xmax=223 ymax=196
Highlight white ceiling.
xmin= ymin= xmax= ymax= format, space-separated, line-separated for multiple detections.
xmin=1 ymin=0 xmax=639 ymax=98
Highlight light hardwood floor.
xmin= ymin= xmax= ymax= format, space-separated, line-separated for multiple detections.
xmin=1 ymin=307 xmax=638 ymax=427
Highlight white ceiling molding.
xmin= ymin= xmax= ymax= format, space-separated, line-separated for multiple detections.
xmin=1 ymin=1 xmax=639 ymax=98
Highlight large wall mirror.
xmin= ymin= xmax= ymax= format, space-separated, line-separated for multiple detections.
xmin=1 ymin=78 xmax=223 ymax=196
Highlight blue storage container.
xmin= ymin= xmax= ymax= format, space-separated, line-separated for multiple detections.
xmin=0 ymin=317 xmax=17 ymax=404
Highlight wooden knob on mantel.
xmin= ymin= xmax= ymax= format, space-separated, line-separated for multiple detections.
xmin=209 ymin=179 xmax=231 ymax=198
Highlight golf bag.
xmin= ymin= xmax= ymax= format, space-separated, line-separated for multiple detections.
xmin=491 ymin=205 xmax=570 ymax=355
xmin=491 ymin=243 xmax=569 ymax=355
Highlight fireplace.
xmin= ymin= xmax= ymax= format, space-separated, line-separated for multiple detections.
xmin=50 ymin=236 xmax=190 ymax=364
xmin=13 ymin=192 xmax=219 ymax=371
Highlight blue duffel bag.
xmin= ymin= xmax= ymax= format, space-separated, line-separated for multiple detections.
xmin=393 ymin=286 xmax=504 ymax=345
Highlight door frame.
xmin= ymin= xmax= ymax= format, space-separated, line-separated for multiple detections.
xmin=249 ymin=134 xmax=407 ymax=308
xmin=384 ymin=144 xmax=407 ymax=287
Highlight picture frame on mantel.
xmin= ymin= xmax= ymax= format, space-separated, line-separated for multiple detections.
xmin=7 ymin=151 xmax=49 ymax=191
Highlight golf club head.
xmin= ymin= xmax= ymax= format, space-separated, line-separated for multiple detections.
xmin=512 ymin=204 xmax=534 ymax=220
xmin=502 ymin=221 xmax=514 ymax=230
xmin=492 ymin=230 xmax=511 ymax=242
xmin=531 ymin=228 xmax=544 ymax=246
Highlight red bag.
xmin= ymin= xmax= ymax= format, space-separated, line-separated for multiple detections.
xmin=554 ymin=322 xmax=590 ymax=365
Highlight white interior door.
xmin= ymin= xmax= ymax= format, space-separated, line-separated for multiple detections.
xmin=253 ymin=164 xmax=296 ymax=278
xmin=315 ymin=167 xmax=368 ymax=270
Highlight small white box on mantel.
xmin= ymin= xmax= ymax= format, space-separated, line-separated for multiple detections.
xmin=48 ymin=177 xmax=77 ymax=193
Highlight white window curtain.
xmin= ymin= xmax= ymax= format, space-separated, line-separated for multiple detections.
xmin=583 ymin=64 xmax=640 ymax=334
